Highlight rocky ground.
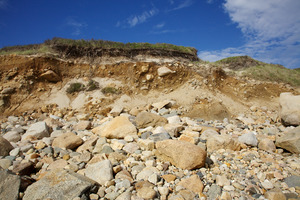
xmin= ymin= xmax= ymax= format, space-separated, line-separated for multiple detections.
xmin=0 ymin=96 xmax=300 ymax=200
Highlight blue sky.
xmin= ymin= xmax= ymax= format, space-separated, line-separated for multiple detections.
xmin=0 ymin=0 xmax=299 ymax=68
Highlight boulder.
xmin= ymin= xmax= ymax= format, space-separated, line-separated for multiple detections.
xmin=279 ymin=92 xmax=300 ymax=126
xmin=52 ymin=132 xmax=83 ymax=150
xmin=92 ymin=116 xmax=137 ymax=139
xmin=157 ymin=66 xmax=175 ymax=77
xmin=135 ymin=111 xmax=168 ymax=129
xmin=238 ymin=132 xmax=258 ymax=146
xmin=3 ymin=131 xmax=21 ymax=142
xmin=23 ymin=169 xmax=98 ymax=200
xmin=85 ymin=160 xmax=113 ymax=185
xmin=40 ymin=70 xmax=61 ymax=82
xmin=0 ymin=136 xmax=14 ymax=156
xmin=22 ymin=122 xmax=49 ymax=141
xmin=206 ymin=135 xmax=241 ymax=152
xmin=276 ymin=126 xmax=300 ymax=154
xmin=0 ymin=169 xmax=21 ymax=200
xmin=155 ymin=140 xmax=206 ymax=170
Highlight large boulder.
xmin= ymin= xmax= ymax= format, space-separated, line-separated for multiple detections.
xmin=135 ymin=111 xmax=168 ymax=129
xmin=22 ymin=122 xmax=49 ymax=141
xmin=52 ymin=132 xmax=83 ymax=150
xmin=155 ymin=140 xmax=206 ymax=170
xmin=0 ymin=169 xmax=21 ymax=200
xmin=92 ymin=116 xmax=137 ymax=139
xmin=0 ymin=136 xmax=14 ymax=156
xmin=23 ymin=169 xmax=98 ymax=200
xmin=279 ymin=92 xmax=300 ymax=126
xmin=276 ymin=126 xmax=300 ymax=154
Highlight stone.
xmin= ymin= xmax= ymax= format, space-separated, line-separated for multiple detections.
xmin=3 ymin=131 xmax=21 ymax=142
xmin=138 ymin=139 xmax=155 ymax=151
xmin=258 ymin=138 xmax=276 ymax=152
xmin=9 ymin=148 xmax=20 ymax=156
xmin=109 ymin=105 xmax=123 ymax=117
xmin=276 ymin=126 xmax=300 ymax=154
xmin=1 ymin=87 xmax=15 ymax=94
xmin=279 ymin=92 xmax=300 ymax=126
xmin=177 ymin=174 xmax=204 ymax=194
xmin=0 ymin=169 xmax=21 ymax=200
xmin=199 ymin=129 xmax=219 ymax=140
xmin=157 ymin=66 xmax=175 ymax=77
xmin=40 ymin=70 xmax=61 ymax=82
xmin=178 ymin=134 xmax=196 ymax=144
xmin=264 ymin=188 xmax=286 ymax=200
xmin=0 ymin=136 xmax=14 ymax=156
xmin=164 ymin=123 xmax=184 ymax=137
xmin=85 ymin=160 xmax=113 ymax=185
xmin=284 ymin=175 xmax=300 ymax=188
xmin=12 ymin=161 xmax=35 ymax=175
xmin=92 ymin=116 xmax=137 ymax=139
xmin=47 ymin=159 xmax=68 ymax=170
xmin=207 ymin=184 xmax=222 ymax=200
xmin=167 ymin=115 xmax=181 ymax=124
xmin=0 ymin=159 xmax=12 ymax=169
xmin=220 ymin=192 xmax=231 ymax=200
xmin=76 ymin=137 xmax=98 ymax=152
xmin=23 ymin=168 xmax=98 ymax=200
xmin=238 ymin=132 xmax=258 ymax=146
xmin=135 ymin=181 xmax=156 ymax=199
xmin=123 ymin=143 xmax=139 ymax=154
xmin=116 ymin=191 xmax=131 ymax=200
xmin=216 ymin=175 xmax=230 ymax=186
xmin=115 ymin=170 xmax=134 ymax=183
xmin=148 ymin=132 xmax=171 ymax=142
xmin=135 ymin=111 xmax=168 ymax=129
xmin=206 ymin=135 xmax=241 ymax=152
xmin=52 ymin=132 xmax=83 ymax=150
xmin=155 ymin=140 xmax=206 ymax=170
xmin=161 ymin=174 xmax=177 ymax=183
xmin=261 ymin=180 xmax=274 ymax=189
xmin=73 ymin=120 xmax=91 ymax=130
xmin=22 ymin=122 xmax=49 ymax=141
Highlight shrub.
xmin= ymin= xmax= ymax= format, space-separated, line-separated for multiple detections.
xmin=86 ymin=79 xmax=99 ymax=91
xmin=66 ymin=82 xmax=85 ymax=93
xmin=101 ymin=87 xmax=120 ymax=95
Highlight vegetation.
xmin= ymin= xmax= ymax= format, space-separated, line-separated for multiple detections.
xmin=0 ymin=37 xmax=197 ymax=56
xmin=86 ymin=79 xmax=99 ymax=91
xmin=66 ymin=82 xmax=85 ymax=94
xmin=216 ymin=56 xmax=261 ymax=64
xmin=101 ymin=87 xmax=120 ymax=95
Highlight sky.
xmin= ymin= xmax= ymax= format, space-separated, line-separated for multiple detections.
xmin=0 ymin=0 xmax=299 ymax=68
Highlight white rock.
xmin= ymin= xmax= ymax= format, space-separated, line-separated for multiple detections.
xmin=3 ymin=131 xmax=21 ymax=142
xmin=261 ymin=180 xmax=274 ymax=189
xmin=85 ymin=160 xmax=113 ymax=185
xmin=22 ymin=122 xmax=49 ymax=141
xmin=167 ymin=115 xmax=181 ymax=124
xmin=157 ymin=67 xmax=175 ymax=77
xmin=238 ymin=132 xmax=258 ymax=146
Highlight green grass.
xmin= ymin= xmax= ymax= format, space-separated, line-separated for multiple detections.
xmin=0 ymin=44 xmax=53 ymax=55
xmin=86 ymin=79 xmax=99 ymax=91
xmin=66 ymin=82 xmax=85 ymax=94
xmin=101 ymin=87 xmax=120 ymax=95
xmin=241 ymin=64 xmax=300 ymax=86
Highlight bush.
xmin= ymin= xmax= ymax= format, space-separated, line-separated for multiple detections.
xmin=101 ymin=87 xmax=120 ymax=95
xmin=66 ymin=82 xmax=85 ymax=93
xmin=86 ymin=79 xmax=99 ymax=91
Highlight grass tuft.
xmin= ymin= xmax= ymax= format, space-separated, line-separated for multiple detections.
xmin=66 ymin=82 xmax=85 ymax=94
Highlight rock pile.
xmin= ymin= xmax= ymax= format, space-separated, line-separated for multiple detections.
xmin=0 ymin=101 xmax=299 ymax=200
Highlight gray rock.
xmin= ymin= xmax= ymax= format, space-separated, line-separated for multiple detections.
xmin=0 ymin=136 xmax=14 ymax=156
xmin=123 ymin=143 xmax=139 ymax=154
xmin=284 ymin=175 xmax=300 ymax=188
xmin=22 ymin=122 xmax=49 ymax=141
xmin=276 ymin=126 xmax=300 ymax=154
xmin=141 ymin=131 xmax=152 ymax=139
xmin=85 ymin=160 xmax=113 ymax=185
xmin=238 ymin=132 xmax=258 ymax=146
xmin=23 ymin=168 xmax=98 ymax=200
xmin=0 ymin=169 xmax=21 ymax=200
xmin=116 ymin=191 xmax=131 ymax=200
xmin=279 ymin=92 xmax=300 ymax=126
xmin=148 ymin=132 xmax=171 ymax=142
xmin=0 ymin=159 xmax=12 ymax=169
xmin=3 ymin=131 xmax=21 ymax=142
xmin=207 ymin=184 xmax=222 ymax=200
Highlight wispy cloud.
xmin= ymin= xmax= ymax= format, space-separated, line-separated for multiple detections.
xmin=150 ymin=29 xmax=185 ymax=35
xmin=199 ymin=0 xmax=300 ymax=68
xmin=169 ymin=0 xmax=175 ymax=5
xmin=168 ymin=0 xmax=194 ymax=11
xmin=65 ymin=17 xmax=87 ymax=36
xmin=126 ymin=8 xmax=159 ymax=28
xmin=154 ymin=22 xmax=165 ymax=29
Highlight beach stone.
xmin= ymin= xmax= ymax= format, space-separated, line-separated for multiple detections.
xmin=135 ymin=181 xmax=156 ymax=199
xmin=167 ymin=115 xmax=181 ymax=124
xmin=115 ymin=169 xmax=134 ymax=183
xmin=0 ymin=159 xmax=12 ymax=169
xmin=216 ymin=175 xmax=230 ymax=186
xmin=135 ymin=111 xmax=168 ymax=128
xmin=12 ymin=161 xmax=35 ymax=175
xmin=148 ymin=132 xmax=171 ymax=142
xmin=73 ymin=120 xmax=91 ymax=130
xmin=199 ymin=129 xmax=219 ymax=140
xmin=161 ymin=174 xmax=177 ymax=183
xmin=85 ymin=160 xmax=113 ymax=185
xmin=40 ymin=70 xmax=61 ymax=82
xmin=52 ymin=132 xmax=83 ymax=150
xmin=284 ymin=175 xmax=300 ymax=188
xmin=261 ymin=180 xmax=274 ymax=189
xmin=206 ymin=135 xmax=241 ymax=152
xmin=164 ymin=124 xmax=184 ymax=137
xmin=157 ymin=66 xmax=175 ymax=77
xmin=179 ymin=134 xmax=196 ymax=144
xmin=3 ymin=131 xmax=21 ymax=142
xmin=123 ymin=142 xmax=139 ymax=154
xmin=177 ymin=174 xmax=204 ymax=194
xmin=258 ymin=138 xmax=276 ymax=152
xmin=155 ymin=140 xmax=206 ymax=170
xmin=92 ymin=116 xmax=137 ymax=139
xmin=76 ymin=137 xmax=98 ymax=152
xmin=109 ymin=105 xmax=123 ymax=117
xmin=264 ymin=188 xmax=286 ymax=200
xmin=207 ymin=184 xmax=222 ymax=200
xmin=279 ymin=92 xmax=300 ymax=126
xmin=238 ymin=132 xmax=258 ymax=146
xmin=23 ymin=168 xmax=98 ymax=200
xmin=0 ymin=169 xmax=21 ymax=200
xmin=276 ymin=126 xmax=300 ymax=154
xmin=116 ymin=191 xmax=131 ymax=200
xmin=0 ymin=136 xmax=14 ymax=156
xmin=22 ymin=122 xmax=49 ymax=141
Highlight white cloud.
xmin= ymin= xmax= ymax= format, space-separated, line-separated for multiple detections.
xmin=200 ymin=0 xmax=300 ymax=68
xmin=169 ymin=0 xmax=194 ymax=11
xmin=66 ymin=17 xmax=87 ymax=36
xmin=127 ymin=8 xmax=158 ymax=27
xmin=169 ymin=0 xmax=174 ymax=5
xmin=154 ymin=22 xmax=165 ymax=29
